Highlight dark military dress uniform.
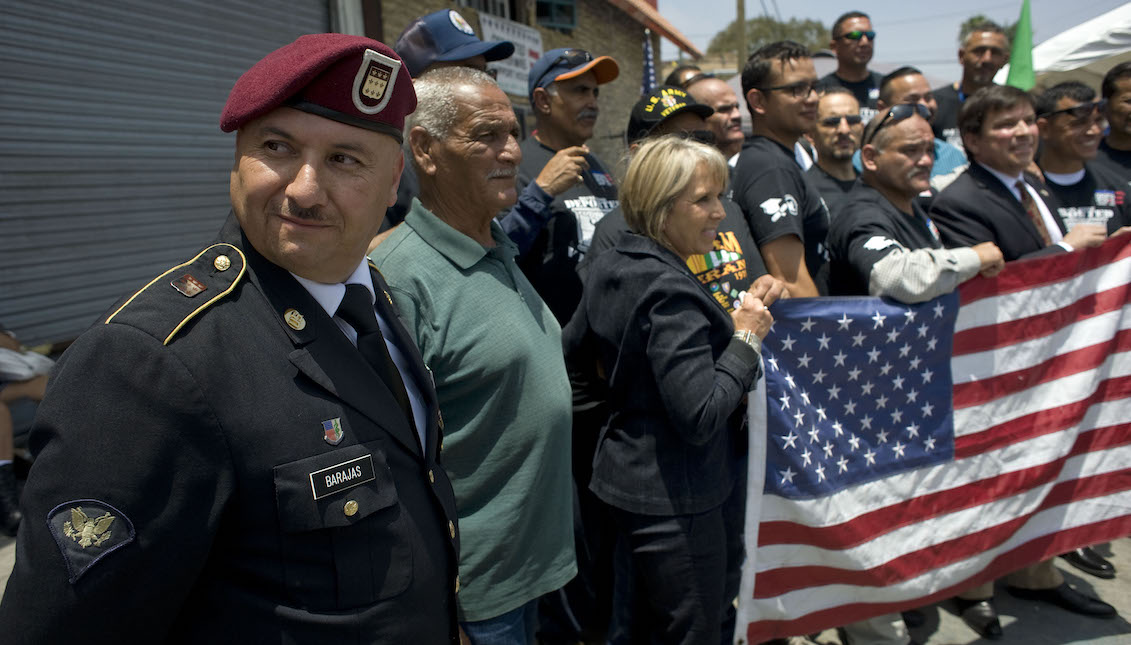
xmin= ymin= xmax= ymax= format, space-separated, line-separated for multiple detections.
xmin=0 ymin=215 xmax=460 ymax=643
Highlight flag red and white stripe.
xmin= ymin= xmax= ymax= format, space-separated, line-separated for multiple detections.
xmin=736 ymin=236 xmax=1131 ymax=644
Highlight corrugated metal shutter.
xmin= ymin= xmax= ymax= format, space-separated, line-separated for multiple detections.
xmin=0 ymin=0 xmax=329 ymax=345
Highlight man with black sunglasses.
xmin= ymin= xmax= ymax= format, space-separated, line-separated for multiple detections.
xmin=807 ymin=88 xmax=862 ymax=219
xmin=1038 ymin=81 xmax=1131 ymax=239
xmin=817 ymin=11 xmax=882 ymax=123
xmin=1096 ymin=62 xmax=1131 ymax=178
xmin=735 ymin=40 xmax=831 ymax=297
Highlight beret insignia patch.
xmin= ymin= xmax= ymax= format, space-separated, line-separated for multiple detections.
xmin=48 ymin=500 xmax=135 ymax=583
xmin=449 ymin=10 xmax=476 ymax=35
xmin=352 ymin=48 xmax=401 ymax=115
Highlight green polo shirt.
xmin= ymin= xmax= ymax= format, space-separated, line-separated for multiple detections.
xmin=370 ymin=199 xmax=575 ymax=621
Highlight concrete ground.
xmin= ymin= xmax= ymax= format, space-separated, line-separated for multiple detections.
xmin=806 ymin=539 xmax=1131 ymax=645
xmin=0 ymin=531 xmax=1128 ymax=643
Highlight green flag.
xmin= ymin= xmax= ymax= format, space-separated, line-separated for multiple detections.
xmin=1006 ymin=0 xmax=1035 ymax=90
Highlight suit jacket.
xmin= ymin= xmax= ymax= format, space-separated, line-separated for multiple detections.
xmin=929 ymin=162 xmax=1067 ymax=261
xmin=0 ymin=215 xmax=459 ymax=644
xmin=563 ymin=233 xmax=762 ymax=516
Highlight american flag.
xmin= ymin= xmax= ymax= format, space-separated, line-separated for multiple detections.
xmin=641 ymin=28 xmax=656 ymax=95
xmin=735 ymin=236 xmax=1131 ymax=644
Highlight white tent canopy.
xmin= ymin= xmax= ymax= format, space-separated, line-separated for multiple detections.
xmin=995 ymin=4 xmax=1131 ymax=89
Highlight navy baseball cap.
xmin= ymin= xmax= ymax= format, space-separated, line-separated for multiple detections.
xmin=528 ymin=48 xmax=619 ymax=98
xmin=395 ymin=9 xmax=515 ymax=77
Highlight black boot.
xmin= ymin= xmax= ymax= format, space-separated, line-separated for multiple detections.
xmin=0 ymin=462 xmax=22 ymax=537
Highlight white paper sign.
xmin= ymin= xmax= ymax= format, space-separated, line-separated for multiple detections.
xmin=479 ymin=14 xmax=543 ymax=97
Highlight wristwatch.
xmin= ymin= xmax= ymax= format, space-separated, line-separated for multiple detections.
xmin=733 ymin=329 xmax=761 ymax=350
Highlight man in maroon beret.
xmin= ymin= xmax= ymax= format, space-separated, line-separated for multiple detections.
xmin=0 ymin=34 xmax=460 ymax=644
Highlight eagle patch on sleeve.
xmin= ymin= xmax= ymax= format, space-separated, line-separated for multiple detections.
xmin=759 ymin=195 xmax=799 ymax=222
xmin=47 ymin=499 xmax=135 ymax=583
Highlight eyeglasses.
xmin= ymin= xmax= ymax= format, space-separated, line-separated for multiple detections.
xmin=1040 ymin=99 xmax=1107 ymax=121
xmin=863 ymin=103 xmax=931 ymax=146
xmin=532 ymin=49 xmax=592 ymax=89
xmin=819 ymin=114 xmax=863 ymax=127
xmin=760 ymin=79 xmax=820 ymax=99
xmin=837 ymin=30 xmax=876 ymax=41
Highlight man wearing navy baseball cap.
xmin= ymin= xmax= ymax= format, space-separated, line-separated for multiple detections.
xmin=395 ymin=8 xmax=514 ymax=78
xmin=377 ymin=9 xmax=516 ymax=232
xmin=514 ymin=47 xmax=620 ymax=325
xmin=0 ymin=34 xmax=459 ymax=644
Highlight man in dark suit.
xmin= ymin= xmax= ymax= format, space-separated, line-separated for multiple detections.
xmin=930 ymin=85 xmax=1107 ymax=262
xmin=928 ymin=84 xmax=1114 ymax=640
xmin=0 ymin=35 xmax=460 ymax=644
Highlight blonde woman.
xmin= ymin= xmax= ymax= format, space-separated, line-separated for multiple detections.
xmin=564 ymin=135 xmax=784 ymax=643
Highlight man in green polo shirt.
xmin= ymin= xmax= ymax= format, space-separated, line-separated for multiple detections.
xmin=370 ymin=66 xmax=575 ymax=645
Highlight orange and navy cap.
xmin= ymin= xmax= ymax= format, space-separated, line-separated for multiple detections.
xmin=220 ymin=33 xmax=416 ymax=143
xmin=528 ymin=47 xmax=619 ymax=99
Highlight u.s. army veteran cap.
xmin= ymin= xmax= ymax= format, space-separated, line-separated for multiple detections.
xmin=220 ymin=33 xmax=416 ymax=142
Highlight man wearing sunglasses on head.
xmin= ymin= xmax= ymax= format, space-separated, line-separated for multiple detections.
xmin=806 ymin=88 xmax=863 ymax=219
xmin=1037 ymin=81 xmax=1131 ymax=239
xmin=817 ymin=11 xmax=882 ymax=123
xmin=871 ymin=67 xmax=968 ymax=193
xmin=735 ymin=41 xmax=831 ymax=297
xmin=515 ymin=47 xmax=621 ymax=325
xmin=827 ymin=99 xmax=1005 ymax=645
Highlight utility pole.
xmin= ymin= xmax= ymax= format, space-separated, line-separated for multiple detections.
xmin=736 ymin=0 xmax=745 ymax=73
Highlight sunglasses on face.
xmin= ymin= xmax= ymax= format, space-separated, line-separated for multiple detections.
xmin=819 ymin=114 xmax=863 ymax=127
xmin=1041 ymin=99 xmax=1108 ymax=121
xmin=837 ymin=30 xmax=876 ymax=41
xmin=863 ymin=103 xmax=931 ymax=146
xmin=533 ymin=49 xmax=592 ymax=89
xmin=761 ymin=79 xmax=820 ymax=99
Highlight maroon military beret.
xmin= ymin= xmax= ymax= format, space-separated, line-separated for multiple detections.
xmin=220 ymin=33 xmax=416 ymax=142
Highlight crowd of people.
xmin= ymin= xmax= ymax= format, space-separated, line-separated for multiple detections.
xmin=0 ymin=6 xmax=1128 ymax=645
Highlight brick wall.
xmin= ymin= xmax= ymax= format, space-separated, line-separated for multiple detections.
xmin=377 ymin=0 xmax=657 ymax=174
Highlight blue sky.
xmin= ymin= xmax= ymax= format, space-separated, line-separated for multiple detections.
xmin=656 ymin=0 xmax=1126 ymax=84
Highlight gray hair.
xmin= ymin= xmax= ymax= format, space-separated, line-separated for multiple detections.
xmin=407 ymin=67 xmax=499 ymax=140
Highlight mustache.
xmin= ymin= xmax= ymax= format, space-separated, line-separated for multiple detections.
xmin=275 ymin=200 xmax=322 ymax=222
xmin=487 ymin=168 xmax=517 ymax=180
xmin=577 ymin=108 xmax=599 ymax=121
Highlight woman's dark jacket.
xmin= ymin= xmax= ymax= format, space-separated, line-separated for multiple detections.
xmin=563 ymin=233 xmax=762 ymax=516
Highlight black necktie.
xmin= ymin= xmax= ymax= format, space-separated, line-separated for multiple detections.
xmin=336 ymin=284 xmax=414 ymax=424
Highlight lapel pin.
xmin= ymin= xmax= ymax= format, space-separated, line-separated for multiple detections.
xmin=284 ymin=308 xmax=306 ymax=331
xmin=323 ymin=418 xmax=345 ymax=445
